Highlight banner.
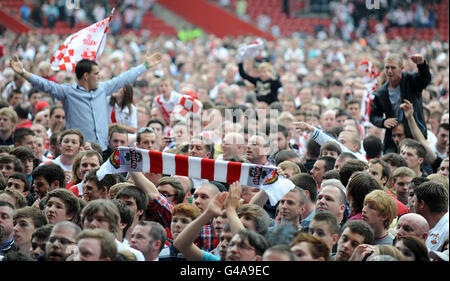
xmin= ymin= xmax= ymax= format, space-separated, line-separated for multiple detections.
xmin=236 ymin=39 xmax=264 ymax=62
xmin=97 ymin=146 xmax=294 ymax=206
xmin=50 ymin=9 xmax=115 ymax=71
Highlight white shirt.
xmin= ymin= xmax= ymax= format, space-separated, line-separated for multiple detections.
xmin=106 ymin=96 xmax=137 ymax=129
xmin=427 ymin=129 xmax=437 ymax=148
xmin=115 ymin=239 xmax=145 ymax=261
xmin=426 ymin=212 xmax=449 ymax=251
xmin=432 ymin=144 xmax=447 ymax=160
xmin=2 ymin=80 xmax=31 ymax=99
xmin=310 ymin=128 xmax=367 ymax=163
xmin=154 ymin=91 xmax=182 ymax=123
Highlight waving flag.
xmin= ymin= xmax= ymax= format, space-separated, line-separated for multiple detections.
xmin=171 ymin=94 xmax=203 ymax=122
xmin=97 ymin=147 xmax=294 ymax=205
xmin=236 ymin=39 xmax=264 ymax=62
xmin=50 ymin=9 xmax=115 ymax=71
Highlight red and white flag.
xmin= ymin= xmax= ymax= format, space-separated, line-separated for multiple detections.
xmin=97 ymin=146 xmax=294 ymax=205
xmin=50 ymin=9 xmax=115 ymax=71
xmin=360 ymin=60 xmax=381 ymax=122
xmin=171 ymin=94 xmax=203 ymax=121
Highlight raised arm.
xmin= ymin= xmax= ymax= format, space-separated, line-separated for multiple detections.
xmin=225 ymin=182 xmax=246 ymax=234
xmin=401 ymin=99 xmax=436 ymax=164
xmin=409 ymin=54 xmax=432 ymax=91
xmin=129 ymin=172 xmax=159 ymax=200
xmin=173 ymin=192 xmax=227 ymax=261
xmin=238 ymin=62 xmax=258 ymax=85
xmin=249 ymin=189 xmax=269 ymax=207
xmin=102 ymin=52 xmax=162 ymax=95
xmin=294 ymin=121 xmax=367 ymax=162
xmin=9 ymin=56 xmax=31 ymax=80
xmin=9 ymin=56 xmax=67 ymax=100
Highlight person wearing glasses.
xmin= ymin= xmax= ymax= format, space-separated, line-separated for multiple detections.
xmin=156 ymin=177 xmax=186 ymax=206
xmin=43 ymin=221 xmax=81 ymax=261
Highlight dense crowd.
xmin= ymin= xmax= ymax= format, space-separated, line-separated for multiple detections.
xmin=0 ymin=22 xmax=448 ymax=263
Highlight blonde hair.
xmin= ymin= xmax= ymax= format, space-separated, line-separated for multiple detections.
xmin=339 ymin=131 xmax=361 ymax=151
xmin=118 ymin=249 xmax=137 ymax=261
xmin=76 ymin=228 xmax=117 ymax=260
xmin=0 ymin=107 xmax=18 ymax=124
xmin=158 ymin=77 xmax=174 ymax=87
xmin=279 ymin=111 xmax=295 ymax=124
xmin=259 ymin=62 xmax=274 ymax=74
xmin=0 ymin=188 xmax=27 ymax=208
xmin=364 ymin=190 xmax=398 ymax=229
xmin=278 ymin=161 xmax=300 ymax=175
xmin=109 ymin=182 xmax=134 ymax=199
xmin=384 ymin=53 xmax=404 ymax=68
xmin=427 ymin=173 xmax=449 ymax=191
xmin=392 ymin=166 xmax=416 ymax=183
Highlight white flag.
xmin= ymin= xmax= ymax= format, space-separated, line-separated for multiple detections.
xmin=236 ymin=39 xmax=264 ymax=62
xmin=50 ymin=9 xmax=115 ymax=71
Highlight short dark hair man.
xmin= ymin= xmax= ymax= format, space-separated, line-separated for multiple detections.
xmin=310 ymin=156 xmax=336 ymax=187
xmin=412 ymin=181 xmax=449 ymax=251
xmin=31 ymin=163 xmax=65 ymax=200
xmin=9 ymin=52 xmax=162 ymax=151
xmin=334 ymin=220 xmax=374 ymax=261
xmin=102 ymin=125 xmax=128 ymax=162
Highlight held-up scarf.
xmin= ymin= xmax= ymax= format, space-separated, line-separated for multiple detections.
xmin=97 ymin=146 xmax=294 ymax=206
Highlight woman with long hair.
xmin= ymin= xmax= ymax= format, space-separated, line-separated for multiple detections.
xmin=107 ymin=84 xmax=137 ymax=133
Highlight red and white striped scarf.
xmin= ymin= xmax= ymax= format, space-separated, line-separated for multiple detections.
xmin=97 ymin=146 xmax=294 ymax=205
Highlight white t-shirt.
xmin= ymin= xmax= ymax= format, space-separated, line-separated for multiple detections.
xmin=426 ymin=212 xmax=449 ymax=251
xmin=427 ymin=129 xmax=437 ymax=148
xmin=115 ymin=239 xmax=145 ymax=261
xmin=154 ymin=91 xmax=182 ymax=123
xmin=106 ymin=96 xmax=137 ymax=129
xmin=432 ymin=143 xmax=447 ymax=160
xmin=46 ymin=156 xmax=73 ymax=184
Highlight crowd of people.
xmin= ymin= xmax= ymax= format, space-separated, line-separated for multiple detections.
xmin=18 ymin=0 xmax=154 ymax=32
xmin=0 ymin=17 xmax=448 ymax=263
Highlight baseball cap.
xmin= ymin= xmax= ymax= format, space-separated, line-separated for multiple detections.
xmin=35 ymin=101 xmax=50 ymax=112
